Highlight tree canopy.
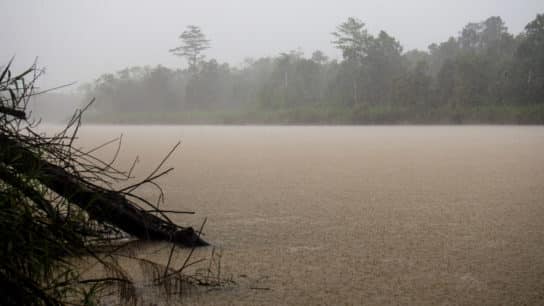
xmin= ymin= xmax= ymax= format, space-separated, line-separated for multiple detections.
xmin=84 ymin=14 xmax=544 ymax=124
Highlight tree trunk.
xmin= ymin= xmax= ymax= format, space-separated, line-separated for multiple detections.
xmin=0 ymin=134 xmax=208 ymax=247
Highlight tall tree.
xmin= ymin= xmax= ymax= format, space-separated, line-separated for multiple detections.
xmin=332 ymin=17 xmax=372 ymax=105
xmin=170 ymin=25 xmax=210 ymax=72
xmin=332 ymin=17 xmax=371 ymax=61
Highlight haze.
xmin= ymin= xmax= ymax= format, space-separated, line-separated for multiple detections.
xmin=2 ymin=0 xmax=543 ymax=89
xmin=2 ymin=1 xmax=544 ymax=304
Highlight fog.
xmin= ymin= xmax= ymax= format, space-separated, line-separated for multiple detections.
xmin=3 ymin=2 xmax=544 ymax=304
xmin=1 ymin=0 xmax=543 ymax=89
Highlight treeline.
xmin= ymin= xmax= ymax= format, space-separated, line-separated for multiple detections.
xmin=84 ymin=14 xmax=544 ymax=124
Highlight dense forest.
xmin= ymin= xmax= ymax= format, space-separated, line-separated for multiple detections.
xmin=82 ymin=14 xmax=544 ymax=124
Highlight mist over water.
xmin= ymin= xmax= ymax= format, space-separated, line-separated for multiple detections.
xmin=72 ymin=125 xmax=544 ymax=305
xmin=3 ymin=0 xmax=544 ymax=303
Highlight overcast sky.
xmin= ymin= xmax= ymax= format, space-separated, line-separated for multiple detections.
xmin=1 ymin=0 xmax=543 ymax=90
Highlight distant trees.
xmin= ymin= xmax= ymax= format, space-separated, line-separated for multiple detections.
xmin=185 ymin=59 xmax=234 ymax=109
xmin=311 ymin=50 xmax=328 ymax=65
xmin=332 ymin=17 xmax=371 ymax=105
xmin=170 ymin=25 xmax=210 ymax=72
xmin=258 ymin=50 xmax=328 ymax=109
xmin=84 ymin=14 xmax=544 ymax=124
xmin=84 ymin=66 xmax=189 ymax=115
xmin=427 ymin=16 xmax=519 ymax=110
xmin=331 ymin=18 xmax=404 ymax=108
xmin=515 ymin=14 xmax=544 ymax=103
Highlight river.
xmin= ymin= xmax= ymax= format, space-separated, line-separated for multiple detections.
xmin=72 ymin=125 xmax=544 ymax=305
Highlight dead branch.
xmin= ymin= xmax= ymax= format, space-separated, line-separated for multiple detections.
xmin=0 ymin=133 xmax=207 ymax=247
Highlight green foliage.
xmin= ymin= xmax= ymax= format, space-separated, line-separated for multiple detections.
xmin=84 ymin=14 xmax=544 ymax=124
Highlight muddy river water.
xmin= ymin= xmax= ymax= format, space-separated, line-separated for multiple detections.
xmin=72 ymin=125 xmax=544 ymax=305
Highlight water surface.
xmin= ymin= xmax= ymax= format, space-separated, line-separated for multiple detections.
xmin=75 ymin=125 xmax=544 ymax=305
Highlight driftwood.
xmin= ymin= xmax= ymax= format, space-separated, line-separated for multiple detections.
xmin=0 ymin=131 xmax=207 ymax=247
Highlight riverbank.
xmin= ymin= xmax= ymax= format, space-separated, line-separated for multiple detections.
xmin=84 ymin=104 xmax=544 ymax=125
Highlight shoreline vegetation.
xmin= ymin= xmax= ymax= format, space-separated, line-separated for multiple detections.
xmin=67 ymin=14 xmax=544 ymax=126
xmin=84 ymin=104 xmax=544 ymax=125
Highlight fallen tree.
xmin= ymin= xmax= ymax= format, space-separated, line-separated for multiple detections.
xmin=0 ymin=60 xmax=215 ymax=305
xmin=0 ymin=133 xmax=207 ymax=246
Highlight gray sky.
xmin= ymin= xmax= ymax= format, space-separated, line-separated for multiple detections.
xmin=1 ymin=0 xmax=543 ymax=90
